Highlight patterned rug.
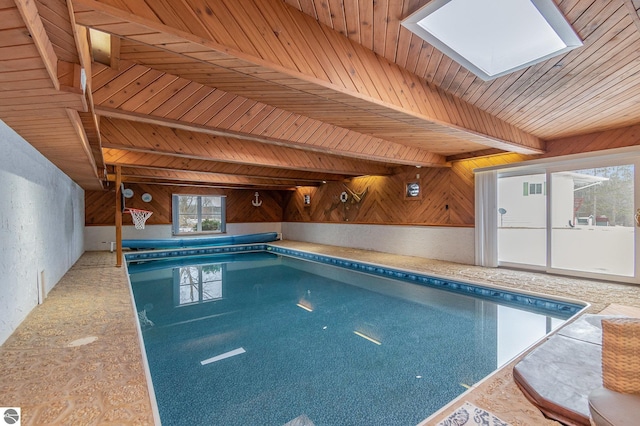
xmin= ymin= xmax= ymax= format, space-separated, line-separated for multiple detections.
xmin=436 ymin=402 xmax=511 ymax=426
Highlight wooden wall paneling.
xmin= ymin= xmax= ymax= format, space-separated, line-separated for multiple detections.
xmin=86 ymin=184 xmax=285 ymax=226
xmin=73 ymin=0 xmax=545 ymax=155
xmin=283 ymin=170 xmax=457 ymax=226
xmin=542 ymin=124 xmax=640 ymax=157
xmin=85 ymin=187 xmax=112 ymax=225
xmin=126 ymin=183 xmax=172 ymax=224
xmin=99 ymin=118 xmax=395 ymax=177
xmin=14 ymin=0 xmax=59 ymax=90
xmin=2 ymin=111 xmax=103 ymax=188
xmin=91 ymin=62 xmax=449 ymax=165
xmin=326 ymin=0 xmax=347 ymax=37
xmin=448 ymin=161 xmax=475 ymax=225
xmin=481 ymin=1 xmax=640 ymax=139
xmin=282 ymin=0 xmax=640 ymax=142
xmin=36 ymin=0 xmax=79 ymax=63
xmin=520 ymin=0 xmax=627 ymax=103
xmin=17 ymin=0 xmax=640 ymax=161
xmin=118 ymin=73 xmax=179 ymax=112
xmin=114 ymin=38 xmax=522 ymax=155
xmin=504 ymin=2 xmax=636 ymax=138
xmin=415 ymin=168 xmax=451 ymax=224
xmin=628 ymin=0 xmax=640 ymax=28
xmin=517 ymin=9 xmax=636 ymax=134
xmin=445 ymin=153 xmax=537 ymax=225
xmin=226 ymin=189 xmax=284 ymax=223
xmin=102 ymin=148 xmax=347 ymax=182
xmin=116 ymin=167 xmax=305 ymax=187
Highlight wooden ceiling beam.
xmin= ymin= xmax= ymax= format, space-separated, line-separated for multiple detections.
xmin=71 ymin=0 xmax=545 ymax=155
xmin=0 ymin=2 xmax=103 ymax=190
xmin=446 ymin=149 xmax=509 ymax=162
xmin=106 ymin=173 xmax=298 ymax=190
xmin=15 ymin=0 xmax=59 ymax=90
xmin=111 ymin=167 xmax=311 ymax=187
xmin=102 ymin=148 xmax=348 ymax=182
xmin=90 ymin=61 xmax=448 ymax=167
xmin=100 ymin=118 xmax=394 ymax=177
xmin=66 ymin=108 xmax=102 ymax=182
xmin=66 ymin=0 xmax=107 ymax=176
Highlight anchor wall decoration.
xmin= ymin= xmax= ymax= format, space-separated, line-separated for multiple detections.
xmin=252 ymin=191 xmax=263 ymax=207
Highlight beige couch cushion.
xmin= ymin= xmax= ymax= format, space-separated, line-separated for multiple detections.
xmin=588 ymin=387 xmax=640 ymax=426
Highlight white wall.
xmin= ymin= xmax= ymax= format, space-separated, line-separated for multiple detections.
xmin=282 ymin=222 xmax=475 ymax=264
xmin=0 ymin=120 xmax=85 ymax=345
xmin=85 ymin=225 xmax=172 ymax=251
xmin=85 ymin=222 xmax=283 ymax=251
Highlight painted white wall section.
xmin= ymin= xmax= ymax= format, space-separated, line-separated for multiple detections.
xmin=85 ymin=225 xmax=172 ymax=251
xmin=85 ymin=222 xmax=282 ymax=251
xmin=226 ymin=222 xmax=282 ymax=236
xmin=282 ymin=222 xmax=475 ymax=264
xmin=0 ymin=119 xmax=85 ymax=345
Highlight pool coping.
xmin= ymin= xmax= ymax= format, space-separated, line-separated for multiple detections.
xmin=123 ymin=259 xmax=162 ymax=426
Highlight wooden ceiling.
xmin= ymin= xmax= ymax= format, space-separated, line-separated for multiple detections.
xmin=2 ymin=0 xmax=640 ymax=191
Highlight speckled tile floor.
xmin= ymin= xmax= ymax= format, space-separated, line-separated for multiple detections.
xmin=0 ymin=252 xmax=154 ymax=426
xmin=2 ymin=241 xmax=639 ymax=426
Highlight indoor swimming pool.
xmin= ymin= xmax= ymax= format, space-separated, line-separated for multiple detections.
xmin=126 ymin=247 xmax=584 ymax=425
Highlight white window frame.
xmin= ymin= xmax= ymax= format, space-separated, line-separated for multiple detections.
xmin=172 ymin=194 xmax=226 ymax=235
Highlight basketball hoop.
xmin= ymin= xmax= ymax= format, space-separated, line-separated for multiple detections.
xmin=125 ymin=208 xmax=153 ymax=229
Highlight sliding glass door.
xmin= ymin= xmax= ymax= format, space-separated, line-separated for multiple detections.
xmin=497 ymin=172 xmax=547 ymax=268
xmin=550 ymin=165 xmax=635 ymax=277
xmin=495 ymin=155 xmax=639 ymax=283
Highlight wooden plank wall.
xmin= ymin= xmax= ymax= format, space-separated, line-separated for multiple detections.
xmin=89 ymin=145 xmax=628 ymax=229
xmin=542 ymin=124 xmax=640 ymax=157
xmin=86 ymin=184 xmax=284 ymax=226
xmin=86 ymin=157 xmax=514 ymax=228
xmin=283 ymin=168 xmax=457 ymax=225
xmin=282 ymin=153 xmax=532 ymax=226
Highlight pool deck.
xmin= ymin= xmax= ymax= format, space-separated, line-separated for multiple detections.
xmin=2 ymin=240 xmax=640 ymax=425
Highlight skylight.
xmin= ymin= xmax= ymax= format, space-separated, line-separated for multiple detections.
xmin=401 ymin=0 xmax=582 ymax=80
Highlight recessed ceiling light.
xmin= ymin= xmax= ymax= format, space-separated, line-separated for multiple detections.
xmin=402 ymin=0 xmax=582 ymax=80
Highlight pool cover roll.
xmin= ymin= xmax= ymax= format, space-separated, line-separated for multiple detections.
xmin=122 ymin=232 xmax=279 ymax=249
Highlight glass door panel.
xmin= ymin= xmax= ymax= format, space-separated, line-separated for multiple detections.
xmin=550 ymin=166 xmax=635 ymax=277
xmin=497 ymin=173 xmax=547 ymax=267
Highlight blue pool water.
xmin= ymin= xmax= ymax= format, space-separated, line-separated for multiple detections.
xmin=128 ymin=250 xmax=580 ymax=425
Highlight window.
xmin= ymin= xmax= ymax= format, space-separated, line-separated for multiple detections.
xmin=522 ymin=182 xmax=544 ymax=196
xmin=530 ymin=183 xmax=543 ymax=195
xmin=172 ymin=194 xmax=226 ymax=235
